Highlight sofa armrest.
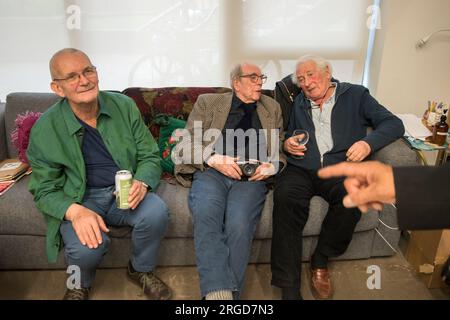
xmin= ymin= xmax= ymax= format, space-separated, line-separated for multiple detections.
xmin=371 ymin=138 xmax=419 ymax=167
xmin=0 ymin=102 xmax=7 ymax=161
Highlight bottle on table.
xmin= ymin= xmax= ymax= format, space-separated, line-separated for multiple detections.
xmin=433 ymin=113 xmax=449 ymax=146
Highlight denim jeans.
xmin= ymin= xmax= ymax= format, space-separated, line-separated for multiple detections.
xmin=59 ymin=185 xmax=169 ymax=288
xmin=189 ymin=168 xmax=267 ymax=298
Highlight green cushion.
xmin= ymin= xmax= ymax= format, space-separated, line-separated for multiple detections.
xmin=153 ymin=114 xmax=186 ymax=174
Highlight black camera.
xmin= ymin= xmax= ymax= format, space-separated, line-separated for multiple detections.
xmin=237 ymin=159 xmax=260 ymax=177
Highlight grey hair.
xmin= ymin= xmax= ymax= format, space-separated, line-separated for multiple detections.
xmin=229 ymin=63 xmax=243 ymax=90
xmin=49 ymin=48 xmax=90 ymax=80
xmin=291 ymin=55 xmax=333 ymax=85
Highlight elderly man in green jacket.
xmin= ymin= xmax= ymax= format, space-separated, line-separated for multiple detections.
xmin=27 ymin=48 xmax=171 ymax=300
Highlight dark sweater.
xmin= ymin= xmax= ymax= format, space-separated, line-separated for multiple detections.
xmin=287 ymin=82 xmax=405 ymax=170
xmin=217 ymin=94 xmax=264 ymax=161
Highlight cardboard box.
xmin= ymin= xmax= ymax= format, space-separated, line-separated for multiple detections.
xmin=405 ymin=229 xmax=450 ymax=288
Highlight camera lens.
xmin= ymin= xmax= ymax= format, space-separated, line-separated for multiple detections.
xmin=243 ymin=163 xmax=256 ymax=176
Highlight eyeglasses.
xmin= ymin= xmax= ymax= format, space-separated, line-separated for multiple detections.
xmin=53 ymin=66 xmax=98 ymax=85
xmin=239 ymin=73 xmax=268 ymax=84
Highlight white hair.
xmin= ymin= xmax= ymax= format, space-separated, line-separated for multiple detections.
xmin=291 ymin=55 xmax=333 ymax=85
xmin=229 ymin=63 xmax=243 ymax=89
xmin=229 ymin=62 xmax=258 ymax=90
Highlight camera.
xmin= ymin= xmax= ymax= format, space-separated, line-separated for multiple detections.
xmin=236 ymin=159 xmax=260 ymax=177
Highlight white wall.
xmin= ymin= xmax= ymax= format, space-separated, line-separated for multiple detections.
xmin=372 ymin=0 xmax=450 ymax=117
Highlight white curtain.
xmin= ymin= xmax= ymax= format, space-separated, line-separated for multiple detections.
xmin=0 ymin=0 xmax=374 ymax=101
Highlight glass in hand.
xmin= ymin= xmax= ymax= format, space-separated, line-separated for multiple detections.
xmin=292 ymin=129 xmax=309 ymax=159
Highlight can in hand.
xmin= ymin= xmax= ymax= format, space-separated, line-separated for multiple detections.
xmin=115 ymin=170 xmax=132 ymax=209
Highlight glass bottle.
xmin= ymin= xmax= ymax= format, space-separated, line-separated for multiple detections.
xmin=433 ymin=114 xmax=449 ymax=146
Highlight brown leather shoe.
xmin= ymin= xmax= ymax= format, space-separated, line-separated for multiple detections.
xmin=310 ymin=267 xmax=333 ymax=299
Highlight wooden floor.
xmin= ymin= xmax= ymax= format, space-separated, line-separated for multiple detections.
xmin=1 ymin=254 xmax=449 ymax=300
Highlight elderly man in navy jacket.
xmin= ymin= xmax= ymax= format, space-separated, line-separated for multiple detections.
xmin=271 ymin=55 xmax=404 ymax=300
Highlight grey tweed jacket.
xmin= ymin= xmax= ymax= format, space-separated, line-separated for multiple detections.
xmin=173 ymin=92 xmax=286 ymax=187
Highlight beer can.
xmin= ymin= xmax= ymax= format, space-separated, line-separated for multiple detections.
xmin=115 ymin=170 xmax=132 ymax=209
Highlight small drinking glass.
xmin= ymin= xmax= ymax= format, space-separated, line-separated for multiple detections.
xmin=292 ymin=129 xmax=309 ymax=159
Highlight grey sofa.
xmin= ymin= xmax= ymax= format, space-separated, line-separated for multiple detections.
xmin=0 ymin=90 xmax=419 ymax=270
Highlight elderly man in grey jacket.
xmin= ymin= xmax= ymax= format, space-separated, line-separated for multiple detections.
xmin=174 ymin=63 xmax=285 ymax=300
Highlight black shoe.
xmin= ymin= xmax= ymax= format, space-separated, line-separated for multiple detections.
xmin=281 ymin=287 xmax=302 ymax=300
xmin=127 ymin=262 xmax=171 ymax=300
xmin=63 ymin=288 xmax=90 ymax=300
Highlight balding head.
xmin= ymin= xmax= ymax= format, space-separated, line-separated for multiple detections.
xmin=49 ymin=48 xmax=91 ymax=80
xmin=49 ymin=48 xmax=99 ymax=106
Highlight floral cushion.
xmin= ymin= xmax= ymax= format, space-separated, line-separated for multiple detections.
xmin=122 ymin=87 xmax=232 ymax=140
xmin=152 ymin=114 xmax=186 ymax=174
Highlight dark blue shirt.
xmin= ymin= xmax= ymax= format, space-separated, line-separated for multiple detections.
xmin=77 ymin=117 xmax=120 ymax=187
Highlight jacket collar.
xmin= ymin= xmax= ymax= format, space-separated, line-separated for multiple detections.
xmin=62 ymin=91 xmax=111 ymax=135
xmin=214 ymin=92 xmax=271 ymax=130
xmin=297 ymin=79 xmax=351 ymax=110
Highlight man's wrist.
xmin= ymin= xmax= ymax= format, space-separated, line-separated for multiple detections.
xmin=139 ymin=180 xmax=149 ymax=190
xmin=134 ymin=179 xmax=149 ymax=191
xmin=204 ymin=153 xmax=216 ymax=167
xmin=65 ymin=203 xmax=81 ymax=221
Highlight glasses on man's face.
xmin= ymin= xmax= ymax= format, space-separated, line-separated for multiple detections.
xmin=239 ymin=73 xmax=268 ymax=84
xmin=53 ymin=66 xmax=98 ymax=85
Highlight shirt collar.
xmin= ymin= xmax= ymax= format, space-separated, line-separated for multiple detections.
xmin=309 ymin=82 xmax=337 ymax=108
xmin=232 ymin=93 xmax=257 ymax=111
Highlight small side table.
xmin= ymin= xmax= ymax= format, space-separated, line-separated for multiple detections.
xmin=403 ymin=136 xmax=449 ymax=166
xmin=435 ymin=147 xmax=449 ymax=166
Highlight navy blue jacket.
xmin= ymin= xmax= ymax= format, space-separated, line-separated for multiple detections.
xmin=287 ymin=82 xmax=405 ymax=170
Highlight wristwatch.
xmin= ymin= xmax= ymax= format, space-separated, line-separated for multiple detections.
xmin=140 ymin=181 xmax=149 ymax=190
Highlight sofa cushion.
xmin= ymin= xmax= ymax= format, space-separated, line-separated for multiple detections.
xmin=122 ymin=87 xmax=231 ymax=139
xmin=5 ymin=93 xmax=61 ymax=158
xmin=10 ymin=111 xmax=42 ymax=164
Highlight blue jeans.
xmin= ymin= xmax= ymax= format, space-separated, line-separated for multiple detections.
xmin=59 ymin=185 xmax=169 ymax=288
xmin=189 ymin=168 xmax=267 ymax=298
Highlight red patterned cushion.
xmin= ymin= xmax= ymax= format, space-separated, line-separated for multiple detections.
xmin=122 ymin=87 xmax=232 ymax=139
